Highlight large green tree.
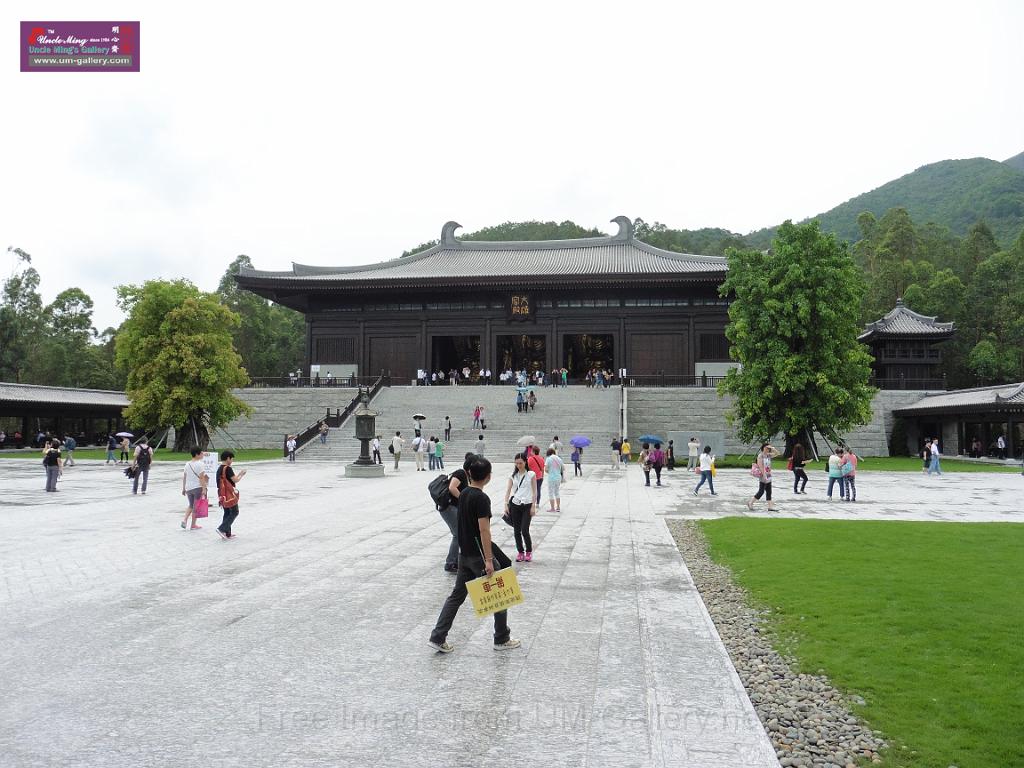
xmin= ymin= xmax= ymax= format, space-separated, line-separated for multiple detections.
xmin=115 ymin=279 xmax=251 ymax=451
xmin=719 ymin=220 xmax=875 ymax=449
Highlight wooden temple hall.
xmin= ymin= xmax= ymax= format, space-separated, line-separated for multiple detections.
xmin=235 ymin=217 xmax=734 ymax=382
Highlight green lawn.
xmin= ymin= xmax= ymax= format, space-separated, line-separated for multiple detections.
xmin=699 ymin=519 xmax=1024 ymax=768
xmin=0 ymin=448 xmax=285 ymax=462
xmin=709 ymin=455 xmax=1020 ymax=473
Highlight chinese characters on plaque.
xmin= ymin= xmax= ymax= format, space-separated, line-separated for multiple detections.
xmin=509 ymin=294 xmax=532 ymax=321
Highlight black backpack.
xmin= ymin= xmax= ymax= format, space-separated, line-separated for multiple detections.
xmin=428 ymin=473 xmax=453 ymax=510
xmin=137 ymin=446 xmax=152 ymax=468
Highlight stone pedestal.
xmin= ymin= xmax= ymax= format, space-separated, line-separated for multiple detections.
xmin=345 ymin=462 xmax=385 ymax=478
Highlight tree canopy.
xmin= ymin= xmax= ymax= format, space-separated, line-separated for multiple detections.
xmin=115 ymin=279 xmax=251 ymax=450
xmin=0 ymin=249 xmax=119 ymax=388
xmin=218 ymin=255 xmax=304 ymax=377
xmin=719 ymin=220 xmax=875 ymax=446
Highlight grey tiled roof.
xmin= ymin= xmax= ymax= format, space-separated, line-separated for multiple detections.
xmin=237 ymin=216 xmax=727 ymax=285
xmin=895 ymin=382 xmax=1024 ymax=415
xmin=858 ymin=299 xmax=955 ymax=341
xmin=0 ymin=382 xmax=129 ymax=408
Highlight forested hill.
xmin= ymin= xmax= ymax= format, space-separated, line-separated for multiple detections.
xmin=747 ymin=156 xmax=1024 ymax=249
xmin=1004 ymin=150 xmax=1024 ymax=173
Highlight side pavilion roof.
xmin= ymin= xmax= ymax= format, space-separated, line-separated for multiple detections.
xmin=235 ymin=216 xmax=728 ymax=296
xmin=894 ymin=382 xmax=1024 ymax=417
xmin=858 ymin=299 xmax=955 ymax=342
xmin=0 ymin=382 xmax=128 ymax=417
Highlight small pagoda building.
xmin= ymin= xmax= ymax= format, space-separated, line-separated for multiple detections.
xmin=858 ymin=299 xmax=955 ymax=389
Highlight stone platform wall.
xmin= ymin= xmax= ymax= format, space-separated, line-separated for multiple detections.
xmin=626 ymin=388 xmax=933 ymax=456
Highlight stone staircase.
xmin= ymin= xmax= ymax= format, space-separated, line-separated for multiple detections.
xmin=299 ymin=385 xmax=622 ymax=464
xmin=219 ymin=387 xmax=358 ymax=449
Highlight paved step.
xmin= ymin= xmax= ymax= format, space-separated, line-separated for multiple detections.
xmin=302 ymin=385 xmax=622 ymax=463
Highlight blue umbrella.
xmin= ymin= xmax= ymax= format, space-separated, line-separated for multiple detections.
xmin=637 ymin=434 xmax=664 ymax=444
xmin=569 ymin=435 xmax=591 ymax=448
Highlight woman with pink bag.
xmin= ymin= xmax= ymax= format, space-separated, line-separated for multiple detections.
xmin=180 ymin=447 xmax=209 ymax=530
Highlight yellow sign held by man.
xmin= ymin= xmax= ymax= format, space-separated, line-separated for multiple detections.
xmin=466 ymin=567 xmax=525 ymax=618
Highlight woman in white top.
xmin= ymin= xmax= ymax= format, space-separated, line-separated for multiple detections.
xmin=693 ymin=445 xmax=717 ymax=496
xmin=504 ymin=453 xmax=538 ymax=562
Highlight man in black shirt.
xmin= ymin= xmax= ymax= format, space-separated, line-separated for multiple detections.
xmin=429 ymin=456 xmax=520 ymax=653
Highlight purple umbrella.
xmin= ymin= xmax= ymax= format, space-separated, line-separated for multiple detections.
xmin=569 ymin=435 xmax=591 ymax=448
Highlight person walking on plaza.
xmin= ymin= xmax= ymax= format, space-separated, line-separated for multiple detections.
xmin=42 ymin=439 xmax=62 ymax=492
xmin=504 ymin=453 xmax=538 ymax=562
xmin=391 ymin=431 xmax=405 ymax=470
xmin=63 ymin=434 xmax=76 ymax=466
xmin=620 ymin=437 xmax=631 ymax=466
xmin=427 ymin=436 xmax=437 ymax=471
xmin=550 ymin=435 xmax=563 ymax=454
xmin=842 ymin=445 xmax=858 ymax=502
xmin=650 ymin=442 xmax=666 ymax=486
xmin=666 ymin=439 xmax=676 ymax=470
xmin=119 ymin=436 xmax=131 ymax=464
xmin=545 ymin=447 xmax=564 ymax=512
xmin=826 ymin=447 xmax=846 ymax=500
xmin=439 ymin=452 xmax=475 ymax=573
xmin=105 ymin=434 xmax=118 ymax=465
xmin=610 ymin=437 xmax=621 ymax=469
xmin=474 ymin=433 xmax=486 ymax=457
xmin=921 ymin=438 xmax=931 ymax=473
xmin=429 ymin=456 xmax=520 ymax=653
xmin=215 ymin=450 xmax=246 ymax=540
xmin=444 ymin=416 xmax=452 ymax=441
xmin=571 ymin=446 xmax=582 ymax=476
xmin=693 ymin=446 xmax=717 ymax=496
xmin=790 ymin=441 xmax=809 ymax=494
xmin=372 ymin=435 xmax=382 ymax=464
xmin=997 ymin=434 xmax=1006 ymax=460
xmin=286 ymin=434 xmax=297 ymax=462
xmin=181 ymin=447 xmax=208 ymax=530
xmin=132 ymin=437 xmax=153 ymax=495
xmin=527 ymin=445 xmax=545 ymax=499
xmin=687 ymin=437 xmax=700 ymax=471
xmin=319 ymin=421 xmax=329 ymax=445
xmin=516 ymin=390 xmax=525 ymax=413
xmin=479 ymin=406 xmax=486 ymax=429
xmin=473 ymin=405 xmax=481 ymax=429
xmin=928 ymin=437 xmax=942 ymax=476
xmin=434 ymin=438 xmax=445 ymax=469
xmin=747 ymin=442 xmax=778 ymax=512
xmin=640 ymin=443 xmax=652 ymax=486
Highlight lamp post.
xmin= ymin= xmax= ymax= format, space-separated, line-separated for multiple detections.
xmin=345 ymin=388 xmax=385 ymax=478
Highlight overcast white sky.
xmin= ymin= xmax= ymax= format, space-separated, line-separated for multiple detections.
xmin=3 ymin=0 xmax=1023 ymax=332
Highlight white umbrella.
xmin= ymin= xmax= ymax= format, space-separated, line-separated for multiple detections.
xmin=413 ymin=413 xmax=427 ymax=421
xmin=115 ymin=431 xmax=134 ymax=438
xmin=516 ymin=435 xmax=537 ymax=446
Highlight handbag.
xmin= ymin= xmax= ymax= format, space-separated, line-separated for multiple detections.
xmin=750 ymin=462 xmax=763 ymax=478
xmin=786 ymin=457 xmax=794 ymax=471
xmin=710 ymin=462 xmax=717 ymax=478
xmin=194 ymin=496 xmax=209 ymax=519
